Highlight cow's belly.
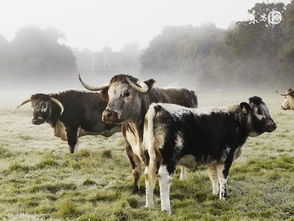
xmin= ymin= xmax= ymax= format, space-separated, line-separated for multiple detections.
xmin=178 ymin=146 xmax=242 ymax=168
xmin=53 ymin=121 xmax=67 ymax=141
xmin=78 ymin=127 xmax=119 ymax=137
xmin=178 ymin=155 xmax=197 ymax=168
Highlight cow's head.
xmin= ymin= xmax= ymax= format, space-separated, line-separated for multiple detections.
xmin=15 ymin=94 xmax=64 ymax=125
xmin=79 ymin=74 xmax=155 ymax=124
xmin=276 ymin=89 xmax=294 ymax=110
xmin=240 ymin=96 xmax=276 ymax=137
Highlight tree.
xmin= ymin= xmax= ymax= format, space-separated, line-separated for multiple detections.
xmin=278 ymin=1 xmax=294 ymax=83
xmin=10 ymin=26 xmax=76 ymax=78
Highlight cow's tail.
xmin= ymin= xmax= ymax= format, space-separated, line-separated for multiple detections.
xmin=143 ymin=103 xmax=160 ymax=179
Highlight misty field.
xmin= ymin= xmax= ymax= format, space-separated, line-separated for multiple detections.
xmin=0 ymin=92 xmax=293 ymax=221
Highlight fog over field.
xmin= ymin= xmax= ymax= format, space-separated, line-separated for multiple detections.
xmin=0 ymin=0 xmax=294 ymax=220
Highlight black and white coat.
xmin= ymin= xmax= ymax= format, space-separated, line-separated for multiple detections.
xmin=143 ymin=96 xmax=276 ymax=213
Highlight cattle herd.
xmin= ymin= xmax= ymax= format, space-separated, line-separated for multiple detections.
xmin=15 ymin=74 xmax=293 ymax=213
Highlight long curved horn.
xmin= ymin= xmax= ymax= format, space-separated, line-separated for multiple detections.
xmin=14 ymin=98 xmax=32 ymax=112
xmin=126 ymin=77 xmax=148 ymax=93
xmin=50 ymin=97 xmax=64 ymax=115
xmin=78 ymin=74 xmax=109 ymax=91
xmin=275 ymin=90 xmax=291 ymax=96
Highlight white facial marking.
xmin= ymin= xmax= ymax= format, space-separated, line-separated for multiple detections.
xmin=254 ymin=106 xmax=265 ymax=120
xmin=41 ymin=103 xmax=48 ymax=112
xmin=108 ymin=82 xmax=130 ymax=99
xmin=247 ymin=114 xmax=260 ymax=137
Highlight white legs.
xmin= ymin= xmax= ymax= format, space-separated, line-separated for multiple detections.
xmin=145 ymin=167 xmax=156 ymax=207
xmin=145 ymin=163 xmax=229 ymax=213
xmin=145 ymin=165 xmax=173 ymax=213
xmin=207 ymin=165 xmax=219 ymax=195
xmin=158 ymin=166 xmax=172 ymax=214
xmin=218 ymin=177 xmax=228 ymax=200
xmin=208 ymin=164 xmax=228 ymax=200
xmin=216 ymin=164 xmax=227 ymax=200
xmin=179 ymin=166 xmax=187 ymax=181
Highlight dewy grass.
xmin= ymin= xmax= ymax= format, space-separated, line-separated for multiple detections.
xmin=0 ymin=92 xmax=293 ymax=220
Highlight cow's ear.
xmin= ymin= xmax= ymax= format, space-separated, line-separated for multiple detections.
xmin=240 ymin=102 xmax=251 ymax=114
xmin=144 ymin=79 xmax=155 ymax=92
xmin=101 ymin=87 xmax=109 ymax=101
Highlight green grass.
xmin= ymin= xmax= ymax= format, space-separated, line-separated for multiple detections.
xmin=0 ymin=92 xmax=294 ymax=220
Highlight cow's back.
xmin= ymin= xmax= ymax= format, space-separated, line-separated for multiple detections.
xmin=55 ymin=90 xmax=115 ymax=133
xmin=148 ymin=88 xmax=198 ymax=108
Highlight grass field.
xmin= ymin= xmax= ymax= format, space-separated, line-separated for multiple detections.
xmin=0 ymin=92 xmax=293 ymax=221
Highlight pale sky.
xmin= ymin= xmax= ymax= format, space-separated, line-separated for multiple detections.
xmin=0 ymin=0 xmax=290 ymax=51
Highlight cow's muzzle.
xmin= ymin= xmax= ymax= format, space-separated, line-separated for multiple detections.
xmin=281 ymin=105 xmax=289 ymax=110
xmin=32 ymin=117 xmax=45 ymax=125
xmin=265 ymin=120 xmax=276 ymax=132
xmin=102 ymin=109 xmax=119 ymax=124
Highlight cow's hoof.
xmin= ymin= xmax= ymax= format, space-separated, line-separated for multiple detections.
xmin=145 ymin=202 xmax=154 ymax=208
xmin=69 ymin=149 xmax=75 ymax=154
xmin=162 ymin=208 xmax=172 ymax=214
xmin=132 ymin=185 xmax=145 ymax=195
xmin=132 ymin=186 xmax=139 ymax=194
xmin=219 ymin=194 xmax=228 ymax=201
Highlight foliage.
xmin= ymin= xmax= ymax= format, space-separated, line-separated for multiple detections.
xmin=141 ymin=2 xmax=293 ymax=89
xmin=0 ymin=26 xmax=76 ymax=87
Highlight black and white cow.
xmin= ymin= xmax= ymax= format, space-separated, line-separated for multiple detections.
xmin=79 ymin=74 xmax=198 ymax=192
xmin=143 ymin=96 xmax=276 ymax=213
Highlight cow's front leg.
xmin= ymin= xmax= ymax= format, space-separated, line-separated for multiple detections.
xmin=66 ymin=126 xmax=79 ymax=154
xmin=207 ymin=164 xmax=219 ymax=195
xmin=158 ymin=165 xmax=174 ymax=214
xmin=125 ymin=142 xmax=142 ymax=193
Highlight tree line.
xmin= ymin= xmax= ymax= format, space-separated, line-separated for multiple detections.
xmin=0 ymin=26 xmax=76 ymax=86
xmin=140 ymin=2 xmax=294 ymax=90
xmin=1 ymin=2 xmax=293 ymax=90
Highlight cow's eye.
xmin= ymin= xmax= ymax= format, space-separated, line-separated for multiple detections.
xmin=257 ymin=109 xmax=263 ymax=115
xmin=123 ymin=90 xmax=130 ymax=97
